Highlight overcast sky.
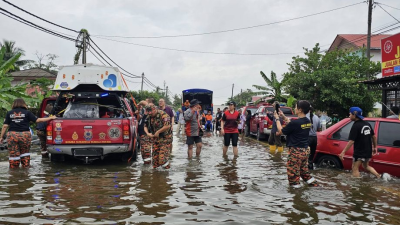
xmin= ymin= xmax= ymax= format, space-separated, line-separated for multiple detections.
xmin=1 ymin=0 xmax=399 ymax=104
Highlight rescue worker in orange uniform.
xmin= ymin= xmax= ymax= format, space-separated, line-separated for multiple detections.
xmin=144 ymin=104 xmax=172 ymax=169
xmin=0 ymin=99 xmax=56 ymax=168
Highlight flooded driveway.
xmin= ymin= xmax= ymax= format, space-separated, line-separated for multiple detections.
xmin=0 ymin=132 xmax=400 ymax=224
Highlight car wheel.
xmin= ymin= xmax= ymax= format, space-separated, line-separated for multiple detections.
xmin=317 ymin=155 xmax=342 ymax=169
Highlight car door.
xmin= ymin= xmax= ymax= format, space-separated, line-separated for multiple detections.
xmin=370 ymin=121 xmax=400 ymax=177
xmin=329 ymin=120 xmax=376 ymax=170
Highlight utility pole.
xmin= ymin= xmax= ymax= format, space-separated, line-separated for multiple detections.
xmin=366 ymin=0 xmax=373 ymax=78
xmin=240 ymin=89 xmax=242 ymax=105
xmin=164 ymin=80 xmax=166 ymax=97
xmin=231 ymin=83 xmax=234 ymax=100
xmin=140 ymin=73 xmax=144 ymax=96
xmin=82 ymin=31 xmax=87 ymax=64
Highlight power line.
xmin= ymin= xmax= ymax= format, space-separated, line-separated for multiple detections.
xmin=92 ymin=36 xmax=299 ymax=56
xmin=91 ymin=2 xmax=364 ymax=39
xmin=377 ymin=2 xmax=400 ymax=11
xmin=376 ymin=3 xmax=400 ymax=23
xmin=88 ymin=48 xmax=106 ymax=66
xmin=88 ymin=37 xmax=141 ymax=78
xmin=2 ymin=0 xmax=79 ymax=33
xmin=0 ymin=8 xmax=75 ymax=42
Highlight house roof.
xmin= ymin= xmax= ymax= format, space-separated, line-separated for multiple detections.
xmin=328 ymin=34 xmax=391 ymax=52
xmin=10 ymin=68 xmax=56 ymax=78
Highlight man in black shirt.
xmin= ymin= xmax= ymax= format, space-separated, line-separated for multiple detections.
xmin=275 ymin=100 xmax=318 ymax=188
xmin=339 ymin=107 xmax=381 ymax=178
xmin=215 ymin=108 xmax=223 ymax=135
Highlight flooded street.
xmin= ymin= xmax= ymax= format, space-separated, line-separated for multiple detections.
xmin=1 ymin=131 xmax=400 ymax=224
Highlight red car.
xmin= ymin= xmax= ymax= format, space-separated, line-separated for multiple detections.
xmin=313 ymin=117 xmax=400 ymax=177
xmin=249 ymin=105 xmax=297 ymax=140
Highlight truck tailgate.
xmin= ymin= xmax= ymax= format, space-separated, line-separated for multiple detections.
xmin=50 ymin=119 xmax=124 ymax=144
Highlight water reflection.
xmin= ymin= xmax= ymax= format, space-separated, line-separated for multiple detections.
xmin=218 ymin=157 xmax=246 ymax=195
xmin=134 ymin=169 xmax=175 ymax=218
xmin=0 ymin=134 xmax=400 ymax=224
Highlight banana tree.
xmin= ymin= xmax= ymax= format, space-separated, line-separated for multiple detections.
xmin=252 ymin=71 xmax=284 ymax=102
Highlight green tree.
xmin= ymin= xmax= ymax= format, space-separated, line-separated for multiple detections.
xmin=282 ymin=43 xmax=381 ymax=118
xmin=0 ymin=46 xmax=38 ymax=126
xmin=0 ymin=40 xmax=33 ymax=71
xmin=130 ymin=90 xmax=163 ymax=104
xmin=253 ymin=70 xmax=284 ymax=102
xmin=172 ymin=94 xmax=182 ymax=110
xmin=226 ymin=89 xmax=254 ymax=107
xmin=28 ymin=52 xmax=59 ymax=73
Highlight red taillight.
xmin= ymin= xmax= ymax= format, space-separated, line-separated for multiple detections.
xmin=46 ymin=123 xmax=53 ymax=144
xmin=123 ymin=120 xmax=130 ymax=140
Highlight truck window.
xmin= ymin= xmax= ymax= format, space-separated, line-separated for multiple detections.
xmin=54 ymin=93 xmax=127 ymax=119
xmin=378 ymin=122 xmax=400 ymax=147
xmin=281 ymin=108 xmax=293 ymax=115
xmin=332 ymin=121 xmax=375 ymax=141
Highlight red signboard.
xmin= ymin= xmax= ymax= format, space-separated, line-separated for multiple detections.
xmin=381 ymin=32 xmax=400 ymax=77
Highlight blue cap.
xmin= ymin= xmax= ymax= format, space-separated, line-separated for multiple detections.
xmin=349 ymin=107 xmax=364 ymax=120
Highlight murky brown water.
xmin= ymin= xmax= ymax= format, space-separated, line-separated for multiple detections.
xmin=1 ymin=132 xmax=400 ymax=224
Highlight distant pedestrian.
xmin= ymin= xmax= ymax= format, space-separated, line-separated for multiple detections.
xmin=36 ymin=104 xmax=53 ymax=158
xmin=183 ymin=100 xmax=190 ymax=111
xmin=221 ymin=101 xmax=240 ymax=157
xmin=245 ymin=110 xmax=251 ymax=137
xmin=205 ymin=111 xmax=213 ymax=131
xmin=215 ymin=108 xmax=223 ymax=135
xmin=184 ymin=99 xmax=203 ymax=158
xmin=387 ymin=106 xmax=399 ymax=119
xmin=339 ymin=107 xmax=381 ymax=178
xmin=0 ymin=98 xmax=56 ymax=168
xmin=237 ymin=109 xmax=245 ymax=134
xmin=137 ymin=101 xmax=151 ymax=164
xmin=306 ymin=106 xmax=321 ymax=170
xmin=144 ymin=104 xmax=172 ymax=169
xmin=159 ymin=99 xmax=175 ymax=126
xmin=176 ymin=108 xmax=185 ymax=136
xmin=275 ymin=100 xmax=319 ymax=188
xmin=266 ymin=101 xmax=283 ymax=152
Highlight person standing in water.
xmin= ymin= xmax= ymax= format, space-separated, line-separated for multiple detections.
xmin=221 ymin=101 xmax=240 ymax=157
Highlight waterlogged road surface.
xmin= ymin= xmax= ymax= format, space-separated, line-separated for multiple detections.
xmin=0 ymin=132 xmax=400 ymax=224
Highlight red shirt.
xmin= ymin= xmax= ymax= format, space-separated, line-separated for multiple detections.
xmin=222 ymin=110 xmax=240 ymax=133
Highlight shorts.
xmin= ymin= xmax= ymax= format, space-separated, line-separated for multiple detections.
xmin=353 ymin=157 xmax=371 ymax=162
xmin=186 ymin=136 xmax=202 ymax=145
xmin=224 ymin=133 xmax=239 ymax=147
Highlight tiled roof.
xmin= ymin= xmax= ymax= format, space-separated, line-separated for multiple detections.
xmin=10 ymin=68 xmax=56 ymax=78
xmin=328 ymin=34 xmax=391 ymax=51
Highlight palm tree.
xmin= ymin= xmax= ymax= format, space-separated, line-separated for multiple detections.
xmin=0 ymin=40 xmax=32 ymax=71
xmin=252 ymin=71 xmax=284 ymax=102
xmin=0 ymin=46 xmax=38 ymax=123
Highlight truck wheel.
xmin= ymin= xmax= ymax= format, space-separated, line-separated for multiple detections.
xmin=317 ymin=155 xmax=342 ymax=169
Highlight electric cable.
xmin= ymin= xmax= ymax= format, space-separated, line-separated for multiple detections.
xmin=2 ymin=0 xmax=79 ymax=33
xmin=88 ymin=37 xmax=141 ymax=78
xmin=0 ymin=9 xmax=75 ymax=42
xmin=376 ymin=3 xmax=400 ymax=23
xmin=91 ymin=2 xmax=364 ymax=39
xmin=91 ymin=36 xmax=299 ymax=56
xmin=376 ymin=2 xmax=400 ymax=11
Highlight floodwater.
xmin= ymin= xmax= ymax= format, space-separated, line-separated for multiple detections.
xmin=1 ymin=132 xmax=400 ymax=224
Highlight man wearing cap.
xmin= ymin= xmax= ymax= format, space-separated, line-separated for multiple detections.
xmin=339 ymin=107 xmax=381 ymax=178
xmin=144 ymin=103 xmax=172 ymax=169
xmin=184 ymin=99 xmax=203 ymax=158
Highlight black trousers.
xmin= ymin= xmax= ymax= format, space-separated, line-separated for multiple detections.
xmin=308 ymin=136 xmax=317 ymax=161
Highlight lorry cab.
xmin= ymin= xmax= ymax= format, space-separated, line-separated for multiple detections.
xmin=42 ymin=64 xmax=137 ymax=163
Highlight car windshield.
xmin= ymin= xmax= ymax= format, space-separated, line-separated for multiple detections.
xmin=281 ymin=108 xmax=293 ymax=115
xmin=248 ymin=108 xmax=257 ymax=115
